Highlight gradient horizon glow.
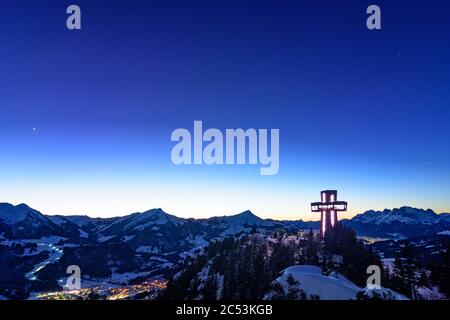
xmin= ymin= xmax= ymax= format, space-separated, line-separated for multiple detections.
xmin=1 ymin=1 xmax=450 ymax=220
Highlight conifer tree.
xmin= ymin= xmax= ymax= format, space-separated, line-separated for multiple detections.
xmin=392 ymin=241 xmax=419 ymax=299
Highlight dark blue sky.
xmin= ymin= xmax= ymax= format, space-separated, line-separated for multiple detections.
xmin=1 ymin=0 xmax=449 ymax=219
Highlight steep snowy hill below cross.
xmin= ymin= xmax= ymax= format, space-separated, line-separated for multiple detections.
xmin=265 ymin=265 xmax=408 ymax=300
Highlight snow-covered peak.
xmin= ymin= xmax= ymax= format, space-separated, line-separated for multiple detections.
xmin=229 ymin=210 xmax=263 ymax=225
xmin=209 ymin=210 xmax=272 ymax=227
xmin=351 ymin=206 xmax=440 ymax=225
xmin=136 ymin=208 xmax=185 ymax=224
xmin=117 ymin=208 xmax=186 ymax=231
xmin=0 ymin=203 xmax=44 ymax=224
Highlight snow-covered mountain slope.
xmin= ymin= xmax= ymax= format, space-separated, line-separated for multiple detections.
xmin=0 ymin=203 xmax=321 ymax=296
xmin=90 ymin=208 xmax=208 ymax=256
xmin=3 ymin=202 xmax=447 ymax=243
xmin=201 ymin=210 xmax=319 ymax=237
xmin=0 ymin=203 xmax=49 ymax=225
xmin=343 ymin=207 xmax=450 ymax=239
xmin=201 ymin=210 xmax=280 ymax=237
xmin=0 ymin=203 xmax=73 ymax=239
xmin=5 ymin=202 xmax=448 ymax=244
xmin=265 ymin=265 xmax=407 ymax=300
xmin=2 ymin=202 xmax=446 ymax=300
xmin=46 ymin=215 xmax=94 ymax=239
xmin=91 ymin=209 xmax=316 ymax=250
xmin=204 ymin=210 xmax=272 ymax=227
xmin=48 ymin=215 xmax=96 ymax=228
xmin=106 ymin=208 xmax=187 ymax=231
xmin=351 ymin=207 xmax=440 ymax=225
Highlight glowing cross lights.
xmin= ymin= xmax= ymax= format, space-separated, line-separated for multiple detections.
xmin=311 ymin=190 xmax=347 ymax=237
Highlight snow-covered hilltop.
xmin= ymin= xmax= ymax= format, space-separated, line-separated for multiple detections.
xmin=265 ymin=265 xmax=407 ymax=300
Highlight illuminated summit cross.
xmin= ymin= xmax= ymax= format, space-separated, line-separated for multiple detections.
xmin=311 ymin=190 xmax=347 ymax=237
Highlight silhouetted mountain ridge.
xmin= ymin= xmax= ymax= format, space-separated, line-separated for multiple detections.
xmin=342 ymin=206 xmax=450 ymax=239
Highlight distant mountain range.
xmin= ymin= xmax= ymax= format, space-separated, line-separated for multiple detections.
xmin=1 ymin=203 xmax=448 ymax=242
xmin=1 ymin=202 xmax=449 ymax=298
xmin=0 ymin=203 xmax=318 ymax=243
xmin=0 ymin=202 xmax=320 ymax=297
xmin=342 ymin=206 xmax=450 ymax=239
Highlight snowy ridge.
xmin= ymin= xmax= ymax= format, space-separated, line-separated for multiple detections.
xmin=351 ymin=207 xmax=443 ymax=225
xmin=0 ymin=203 xmax=48 ymax=224
xmin=206 ymin=210 xmax=273 ymax=227
xmin=344 ymin=206 xmax=450 ymax=238
xmin=2 ymin=202 xmax=448 ymax=242
xmin=47 ymin=215 xmax=95 ymax=228
xmin=0 ymin=203 xmax=70 ymax=240
xmin=106 ymin=208 xmax=186 ymax=232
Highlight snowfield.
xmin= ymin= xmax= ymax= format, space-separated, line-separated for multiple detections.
xmin=265 ymin=265 xmax=408 ymax=300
